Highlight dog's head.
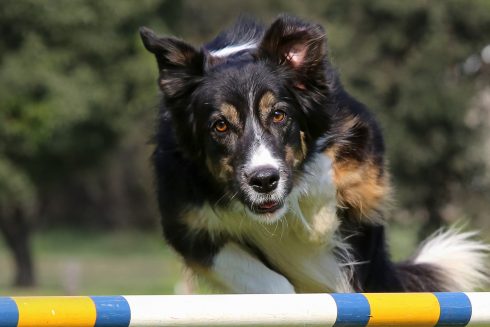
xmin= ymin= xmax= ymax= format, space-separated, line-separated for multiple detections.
xmin=141 ymin=16 xmax=334 ymax=222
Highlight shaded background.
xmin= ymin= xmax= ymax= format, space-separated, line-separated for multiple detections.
xmin=1 ymin=0 xmax=489 ymax=294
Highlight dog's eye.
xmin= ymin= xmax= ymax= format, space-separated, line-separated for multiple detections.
xmin=272 ymin=110 xmax=286 ymax=123
xmin=213 ymin=120 xmax=228 ymax=133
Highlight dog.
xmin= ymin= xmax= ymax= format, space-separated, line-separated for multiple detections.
xmin=139 ymin=15 xmax=488 ymax=293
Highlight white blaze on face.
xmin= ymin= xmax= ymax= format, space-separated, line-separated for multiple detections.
xmin=249 ymin=143 xmax=280 ymax=169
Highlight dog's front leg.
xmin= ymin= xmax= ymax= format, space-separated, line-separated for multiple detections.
xmin=203 ymin=242 xmax=295 ymax=294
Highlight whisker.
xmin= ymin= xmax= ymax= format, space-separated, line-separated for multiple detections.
xmin=272 ymin=219 xmax=279 ymax=236
xmin=213 ymin=190 xmax=232 ymax=207
xmin=280 ymin=216 xmax=288 ymax=240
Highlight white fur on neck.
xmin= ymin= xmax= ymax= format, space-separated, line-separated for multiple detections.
xmin=183 ymin=153 xmax=353 ymax=293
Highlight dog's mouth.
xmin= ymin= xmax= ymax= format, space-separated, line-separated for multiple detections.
xmin=237 ymin=169 xmax=292 ymax=221
xmin=239 ymin=193 xmax=289 ymax=223
xmin=252 ymin=200 xmax=283 ymax=214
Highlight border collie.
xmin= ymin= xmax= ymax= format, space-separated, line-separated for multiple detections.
xmin=140 ymin=15 xmax=488 ymax=293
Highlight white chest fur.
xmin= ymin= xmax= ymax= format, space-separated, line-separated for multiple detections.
xmin=184 ymin=154 xmax=353 ymax=293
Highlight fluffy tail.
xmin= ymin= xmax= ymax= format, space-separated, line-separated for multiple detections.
xmin=397 ymin=228 xmax=489 ymax=291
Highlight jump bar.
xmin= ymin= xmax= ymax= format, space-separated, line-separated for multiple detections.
xmin=1 ymin=292 xmax=490 ymax=326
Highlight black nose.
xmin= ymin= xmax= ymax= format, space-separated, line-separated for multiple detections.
xmin=248 ymin=167 xmax=280 ymax=193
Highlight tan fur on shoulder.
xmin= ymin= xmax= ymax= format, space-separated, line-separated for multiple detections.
xmin=326 ymin=150 xmax=390 ymax=221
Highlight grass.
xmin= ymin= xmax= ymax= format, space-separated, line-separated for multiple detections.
xmin=0 ymin=229 xmax=184 ymax=295
xmin=0 ymin=223 xmax=427 ymax=296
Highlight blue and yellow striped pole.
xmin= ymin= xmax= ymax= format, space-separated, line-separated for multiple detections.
xmin=1 ymin=292 xmax=489 ymax=326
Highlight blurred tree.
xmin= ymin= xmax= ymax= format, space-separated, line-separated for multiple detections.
xmin=0 ymin=159 xmax=37 ymax=286
xmin=0 ymin=0 xmax=168 ymax=286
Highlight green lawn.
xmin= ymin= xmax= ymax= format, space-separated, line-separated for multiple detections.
xmin=0 ymin=229 xmax=184 ymax=295
xmin=0 ymin=223 xmax=433 ymax=296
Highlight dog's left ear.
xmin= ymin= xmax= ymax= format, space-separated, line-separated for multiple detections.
xmin=259 ymin=15 xmax=327 ymax=89
xmin=140 ymin=27 xmax=203 ymax=98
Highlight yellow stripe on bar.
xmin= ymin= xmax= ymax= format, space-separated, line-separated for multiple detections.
xmin=363 ymin=293 xmax=440 ymax=326
xmin=13 ymin=296 xmax=96 ymax=327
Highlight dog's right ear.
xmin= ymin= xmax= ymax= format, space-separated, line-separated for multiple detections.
xmin=259 ymin=15 xmax=328 ymax=90
xmin=139 ymin=27 xmax=203 ymax=98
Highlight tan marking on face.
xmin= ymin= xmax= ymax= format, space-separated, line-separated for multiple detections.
xmin=285 ymin=146 xmax=295 ymax=166
xmin=220 ymin=103 xmax=240 ymax=127
xmin=285 ymin=143 xmax=306 ymax=168
xmin=285 ymin=131 xmax=307 ymax=168
xmin=206 ymin=156 xmax=234 ymax=182
xmin=300 ymin=131 xmax=308 ymax=157
xmin=258 ymin=91 xmax=276 ymax=122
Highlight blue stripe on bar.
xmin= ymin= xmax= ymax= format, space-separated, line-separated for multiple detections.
xmin=435 ymin=292 xmax=472 ymax=326
xmin=91 ymin=296 xmax=131 ymax=327
xmin=0 ymin=297 xmax=18 ymax=327
xmin=332 ymin=293 xmax=370 ymax=327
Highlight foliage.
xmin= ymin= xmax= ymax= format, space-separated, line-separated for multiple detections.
xmin=0 ymin=0 xmax=167 ymax=227
xmin=0 ymin=229 xmax=182 ymax=295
